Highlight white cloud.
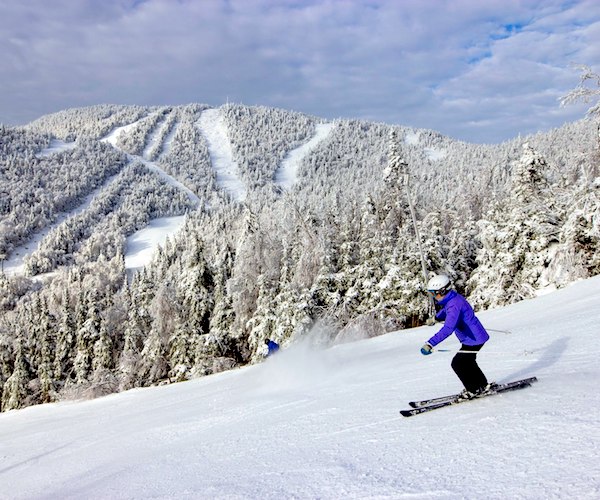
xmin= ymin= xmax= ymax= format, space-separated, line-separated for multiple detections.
xmin=0 ymin=0 xmax=598 ymax=143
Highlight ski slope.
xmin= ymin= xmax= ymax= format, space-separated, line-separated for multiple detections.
xmin=197 ymin=108 xmax=246 ymax=202
xmin=1 ymin=276 xmax=599 ymax=499
xmin=274 ymin=122 xmax=334 ymax=189
xmin=7 ymin=112 xmax=333 ymax=277
xmin=2 ymin=172 xmax=122 ymax=276
xmin=123 ymin=215 xmax=187 ymax=273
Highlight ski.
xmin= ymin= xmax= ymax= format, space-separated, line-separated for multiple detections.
xmin=408 ymin=376 xmax=538 ymax=408
xmin=401 ymin=377 xmax=537 ymax=417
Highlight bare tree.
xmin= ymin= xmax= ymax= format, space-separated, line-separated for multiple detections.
xmin=560 ymin=64 xmax=600 ymax=118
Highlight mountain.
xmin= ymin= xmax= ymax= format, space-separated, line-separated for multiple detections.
xmin=1 ymin=275 xmax=598 ymax=499
xmin=0 ymin=103 xmax=599 ymax=413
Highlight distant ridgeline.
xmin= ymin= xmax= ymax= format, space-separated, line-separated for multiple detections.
xmin=0 ymin=104 xmax=598 ymax=412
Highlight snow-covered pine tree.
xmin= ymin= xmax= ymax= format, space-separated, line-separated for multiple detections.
xmin=246 ymin=274 xmax=278 ymax=361
xmin=37 ymin=302 xmax=55 ymax=404
xmin=180 ymin=235 xmax=214 ymax=336
xmin=1 ymin=336 xmax=30 ymax=411
xmin=73 ymin=290 xmax=102 ymax=384
xmin=375 ymin=130 xmax=432 ymax=325
xmin=168 ymin=318 xmax=194 ymax=381
xmin=469 ymin=144 xmax=561 ymax=308
xmin=54 ymin=287 xmax=76 ymax=381
xmin=119 ymin=290 xmax=145 ymax=390
xmin=560 ymin=64 xmax=600 ymax=119
xmin=552 ymin=170 xmax=600 ymax=283
xmin=92 ymin=318 xmax=113 ymax=374
xmin=202 ymin=244 xmax=236 ymax=365
xmin=138 ymin=282 xmax=177 ymax=384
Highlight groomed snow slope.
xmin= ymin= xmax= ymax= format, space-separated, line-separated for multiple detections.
xmin=1 ymin=276 xmax=599 ymax=499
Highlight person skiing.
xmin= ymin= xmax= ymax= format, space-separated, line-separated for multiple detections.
xmin=264 ymin=338 xmax=280 ymax=357
xmin=420 ymin=274 xmax=493 ymax=399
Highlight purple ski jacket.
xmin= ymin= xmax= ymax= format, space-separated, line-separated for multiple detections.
xmin=427 ymin=290 xmax=489 ymax=347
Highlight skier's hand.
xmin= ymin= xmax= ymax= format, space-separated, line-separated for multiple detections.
xmin=420 ymin=343 xmax=433 ymax=355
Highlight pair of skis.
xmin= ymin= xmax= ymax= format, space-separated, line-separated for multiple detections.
xmin=400 ymin=376 xmax=538 ymax=417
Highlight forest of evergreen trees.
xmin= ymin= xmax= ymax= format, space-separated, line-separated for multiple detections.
xmin=0 ymin=98 xmax=598 ymax=412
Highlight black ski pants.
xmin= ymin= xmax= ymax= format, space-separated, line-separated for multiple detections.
xmin=451 ymin=343 xmax=488 ymax=393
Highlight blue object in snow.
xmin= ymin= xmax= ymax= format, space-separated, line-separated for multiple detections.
xmin=265 ymin=339 xmax=280 ymax=356
xmin=427 ymin=290 xmax=490 ymax=347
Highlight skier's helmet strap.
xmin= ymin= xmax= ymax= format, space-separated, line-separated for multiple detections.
xmin=427 ymin=274 xmax=451 ymax=294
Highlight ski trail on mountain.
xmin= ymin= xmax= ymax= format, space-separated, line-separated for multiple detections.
xmin=104 ymin=119 xmax=200 ymax=271
xmin=274 ymin=122 xmax=334 ymax=190
xmin=4 ymin=117 xmax=200 ymax=276
xmin=136 ymin=157 xmax=200 ymax=208
xmin=101 ymin=119 xmax=144 ymax=147
xmin=100 ymin=119 xmax=201 ymax=208
xmin=159 ymin=118 xmax=179 ymax=159
xmin=143 ymin=112 xmax=172 ymax=160
xmin=3 ymin=172 xmax=122 ymax=276
xmin=197 ymin=108 xmax=246 ymax=202
xmin=2 ymin=124 xmax=144 ymax=276
xmin=123 ymin=215 xmax=187 ymax=273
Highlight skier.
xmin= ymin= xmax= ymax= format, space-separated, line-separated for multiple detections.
xmin=420 ymin=274 xmax=493 ymax=399
xmin=264 ymin=338 xmax=280 ymax=357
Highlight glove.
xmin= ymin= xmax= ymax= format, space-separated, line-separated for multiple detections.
xmin=420 ymin=343 xmax=433 ymax=355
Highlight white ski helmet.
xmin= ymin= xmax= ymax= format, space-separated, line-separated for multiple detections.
xmin=427 ymin=274 xmax=451 ymax=295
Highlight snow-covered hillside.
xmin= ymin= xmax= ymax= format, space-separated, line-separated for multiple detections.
xmin=198 ymin=107 xmax=246 ymax=202
xmin=2 ymin=276 xmax=599 ymax=499
xmin=5 ymin=107 xmax=337 ymax=277
xmin=274 ymin=122 xmax=334 ymax=189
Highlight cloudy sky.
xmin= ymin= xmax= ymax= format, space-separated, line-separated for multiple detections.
xmin=1 ymin=0 xmax=599 ymax=143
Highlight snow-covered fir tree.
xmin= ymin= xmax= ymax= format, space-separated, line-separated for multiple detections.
xmin=469 ymin=144 xmax=562 ymax=307
xmin=0 ymin=100 xmax=599 ymax=412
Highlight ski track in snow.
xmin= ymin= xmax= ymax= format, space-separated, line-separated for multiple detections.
xmin=3 ymin=172 xmax=122 ymax=276
xmin=142 ymin=112 xmax=172 ymax=160
xmin=274 ymin=122 xmax=334 ymax=190
xmin=101 ymin=119 xmax=201 ymax=269
xmin=159 ymin=118 xmax=179 ymax=159
xmin=123 ymin=215 xmax=186 ymax=273
xmin=101 ymin=120 xmax=143 ymax=148
xmin=135 ymin=156 xmax=201 ymax=208
xmin=197 ymin=108 xmax=246 ymax=202
xmin=1 ymin=275 xmax=600 ymax=499
xmin=4 ymin=117 xmax=198 ymax=276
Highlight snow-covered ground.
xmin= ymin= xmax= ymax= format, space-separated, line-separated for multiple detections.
xmin=37 ymin=139 xmax=77 ymax=157
xmin=123 ymin=215 xmax=186 ymax=272
xmin=424 ymin=147 xmax=446 ymax=161
xmin=2 ymin=275 xmax=599 ymax=499
xmin=6 ymin=113 xmax=335 ymax=277
xmin=4 ymin=119 xmax=198 ymax=277
xmin=101 ymin=121 xmax=143 ymax=148
xmin=2 ymin=172 xmax=122 ymax=276
xmin=198 ymin=108 xmax=246 ymax=202
xmin=136 ymin=157 xmax=201 ymax=209
xmin=404 ymin=131 xmax=420 ymax=145
xmin=274 ymin=122 xmax=334 ymax=190
xmin=403 ymin=131 xmax=446 ymax=161
xmin=142 ymin=113 xmax=173 ymax=160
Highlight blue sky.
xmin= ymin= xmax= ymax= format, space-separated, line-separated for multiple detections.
xmin=1 ymin=0 xmax=598 ymax=143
